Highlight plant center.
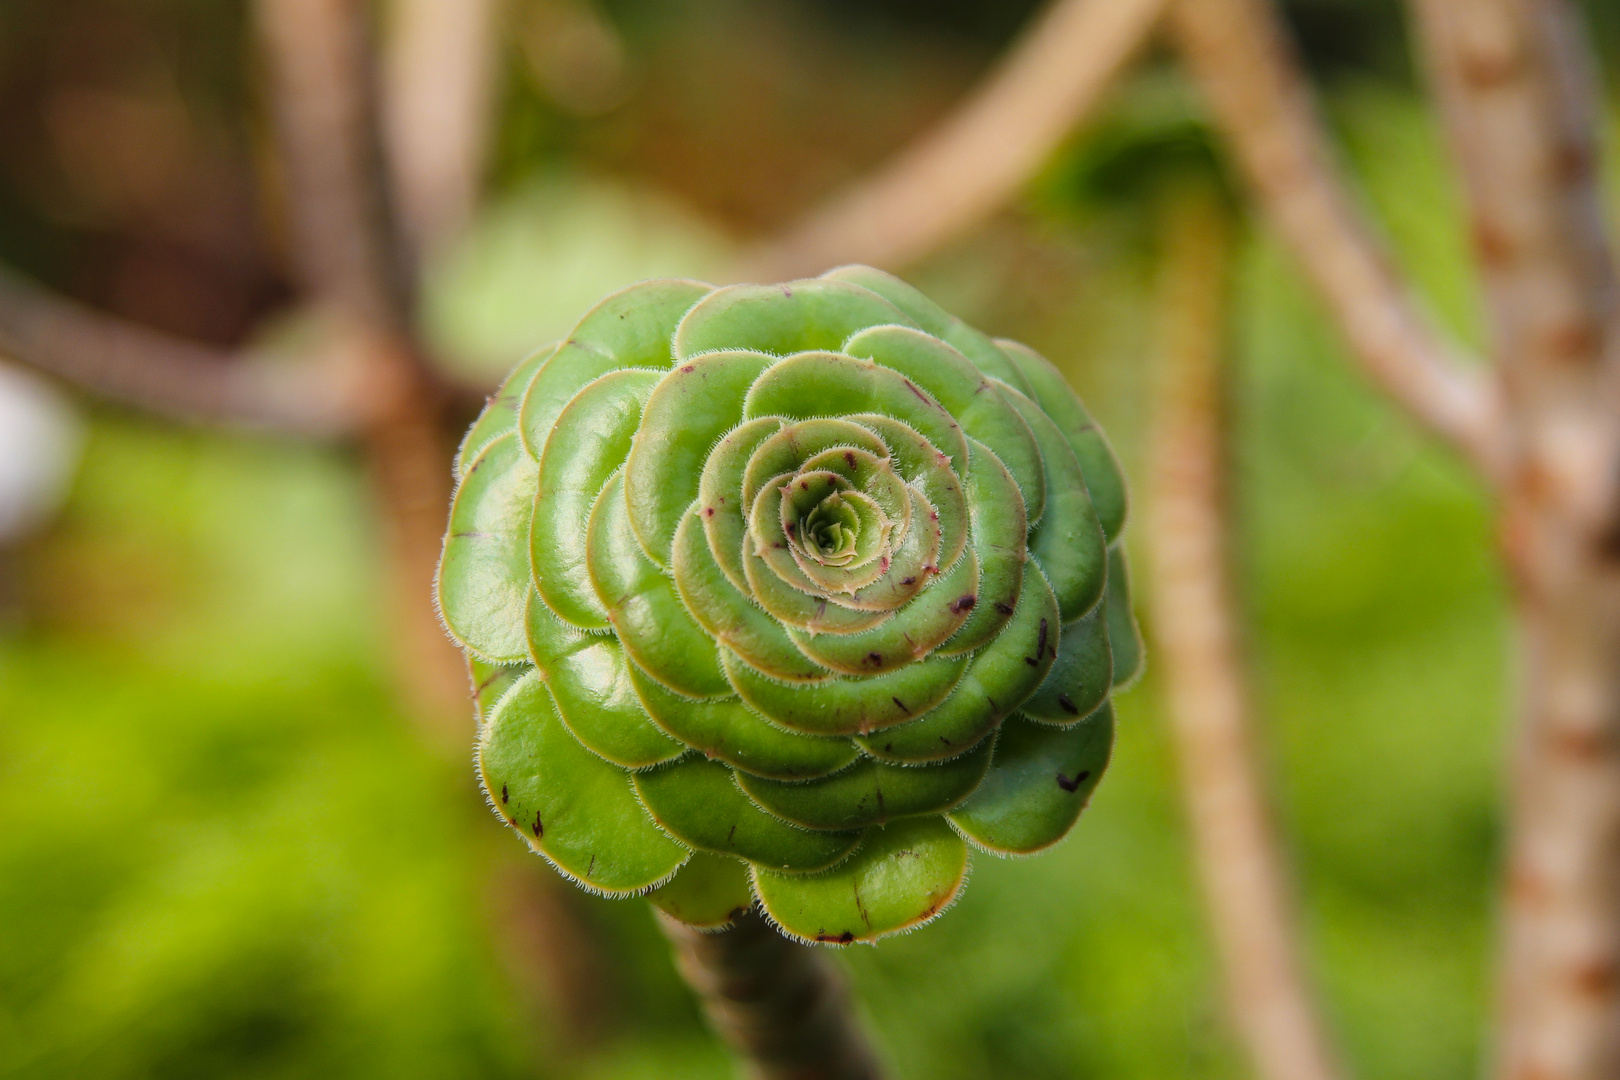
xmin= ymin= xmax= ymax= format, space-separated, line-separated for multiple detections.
xmin=800 ymin=495 xmax=861 ymax=565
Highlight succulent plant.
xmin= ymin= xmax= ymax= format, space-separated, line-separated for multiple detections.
xmin=438 ymin=265 xmax=1139 ymax=945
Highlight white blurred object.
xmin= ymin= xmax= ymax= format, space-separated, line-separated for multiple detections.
xmin=0 ymin=362 xmax=83 ymax=541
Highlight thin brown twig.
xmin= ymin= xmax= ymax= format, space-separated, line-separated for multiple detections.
xmin=254 ymin=0 xmax=413 ymax=330
xmin=742 ymin=0 xmax=1165 ymax=281
xmin=1147 ymin=182 xmax=1348 ymax=1080
xmin=1167 ymin=0 xmax=1502 ymax=475
xmin=251 ymin=9 xmax=621 ymax=1055
xmin=382 ymin=0 xmax=500 ymax=265
xmin=1407 ymin=4 xmax=1620 ymax=1079
xmin=253 ymin=0 xmax=466 ymax=729
xmin=0 ymin=263 xmax=368 ymax=434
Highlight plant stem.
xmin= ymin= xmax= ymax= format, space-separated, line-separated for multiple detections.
xmin=1167 ymin=0 xmax=1499 ymax=473
xmin=1408 ymin=3 xmax=1620 ymax=1076
xmin=254 ymin=0 xmax=469 ymax=732
xmin=745 ymin=0 xmax=1162 ymax=280
xmin=657 ymin=908 xmax=885 ymax=1080
xmin=1147 ymin=181 xmax=1348 ymax=1080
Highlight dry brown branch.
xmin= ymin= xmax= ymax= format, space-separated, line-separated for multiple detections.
xmin=742 ymin=0 xmax=1165 ymax=281
xmin=1408 ymin=4 xmax=1620 ymax=1079
xmin=0 ymin=264 xmax=368 ymax=434
xmin=1147 ymin=183 xmax=1348 ymax=1080
xmin=382 ymin=0 xmax=500 ymax=264
xmin=658 ymin=909 xmax=885 ymax=1080
xmin=1167 ymin=0 xmax=1501 ymax=474
xmin=254 ymin=0 xmax=465 ymax=729
xmin=254 ymin=0 xmax=412 ymax=329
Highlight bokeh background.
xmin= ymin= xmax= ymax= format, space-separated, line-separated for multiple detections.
xmin=3 ymin=1 xmax=1617 ymax=1077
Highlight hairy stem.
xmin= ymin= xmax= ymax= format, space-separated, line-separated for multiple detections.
xmin=658 ymin=909 xmax=885 ymax=1080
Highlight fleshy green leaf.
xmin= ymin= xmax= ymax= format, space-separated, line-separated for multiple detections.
xmin=788 ymin=549 xmax=978 ymax=675
xmin=936 ymin=440 xmax=1027 ymax=657
xmin=842 ymin=323 xmax=1046 ymax=522
xmin=744 ymin=351 xmax=969 ymax=477
xmin=624 ymin=349 xmax=775 ymax=567
xmin=736 ymin=735 xmax=993 ymax=831
xmin=479 ymin=670 xmax=688 ymax=894
xmin=547 ymin=635 xmax=684 ymax=769
xmin=848 ymin=412 xmax=968 ymax=569
xmin=697 ymin=416 xmax=784 ymax=590
xmin=1003 ymin=386 xmax=1107 ymax=621
xmin=634 ymin=756 xmax=861 ymax=871
xmin=996 ymin=337 xmax=1128 ymax=542
xmin=822 ymin=265 xmax=1034 ymax=395
xmin=531 ymin=368 xmax=661 ymax=630
xmin=458 ymin=344 xmax=552 ymax=477
xmin=438 ymin=433 xmax=538 ymax=663
xmin=470 ymin=658 xmax=529 ymax=727
xmin=1105 ymin=544 xmax=1143 ymax=687
xmin=754 ymin=816 xmax=968 ymax=944
xmin=586 ymin=472 xmax=731 ymax=698
xmin=628 ymin=661 xmax=858 ymax=781
xmin=673 ymin=278 xmax=914 ymax=360
xmin=518 ymin=279 xmax=711 ymax=459
xmin=947 ymin=706 xmax=1113 ymax=854
xmin=741 ymin=540 xmax=888 ymax=636
xmin=861 ymin=563 xmax=1060 ymax=763
xmin=671 ymin=510 xmax=831 ymax=682
xmin=646 ymin=852 xmax=754 ymax=930
xmin=1022 ymin=602 xmax=1112 ymax=724
xmin=739 ymin=417 xmax=889 ymax=509
xmin=722 ymin=646 xmax=966 ymax=738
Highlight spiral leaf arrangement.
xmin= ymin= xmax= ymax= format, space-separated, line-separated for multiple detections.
xmin=438 ymin=266 xmax=1139 ymax=944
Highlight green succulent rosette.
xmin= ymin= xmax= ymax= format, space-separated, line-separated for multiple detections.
xmin=439 ymin=266 xmax=1140 ymax=944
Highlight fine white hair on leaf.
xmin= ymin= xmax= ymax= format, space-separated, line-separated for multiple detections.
xmin=514 ymin=833 xmax=691 ymax=901
xmin=745 ymin=833 xmax=968 ymax=947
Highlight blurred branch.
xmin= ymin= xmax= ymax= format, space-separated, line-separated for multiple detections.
xmin=1167 ymin=0 xmax=1503 ymax=476
xmin=1407 ymin=4 xmax=1620 ymax=1080
xmin=0 ymin=264 xmax=366 ymax=435
xmin=383 ymin=0 xmax=500 ymax=265
xmin=254 ymin=0 xmax=466 ymax=730
xmin=0 ymin=0 xmax=501 ymax=437
xmin=742 ymin=0 xmax=1164 ymax=281
xmin=254 ymin=0 xmax=413 ymax=330
xmin=1410 ymin=0 xmax=1616 ymax=414
xmin=1147 ymin=183 xmax=1347 ymax=1080
xmin=658 ymin=909 xmax=885 ymax=1080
